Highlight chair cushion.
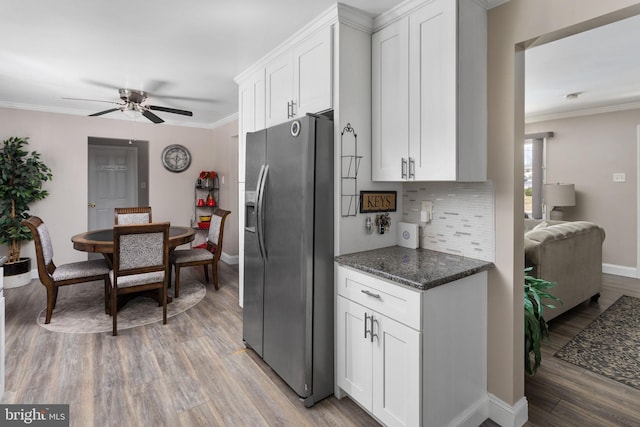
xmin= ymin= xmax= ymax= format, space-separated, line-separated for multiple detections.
xmin=171 ymin=248 xmax=214 ymax=264
xmin=207 ymin=215 xmax=222 ymax=243
xmin=52 ymin=259 xmax=110 ymax=281
xmin=109 ymin=270 xmax=165 ymax=288
xmin=118 ymin=232 xmax=164 ymax=269
xmin=117 ymin=213 xmax=150 ymax=225
xmin=37 ymin=223 xmax=54 ymax=265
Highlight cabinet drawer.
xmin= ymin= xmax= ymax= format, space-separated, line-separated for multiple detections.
xmin=336 ymin=265 xmax=421 ymax=330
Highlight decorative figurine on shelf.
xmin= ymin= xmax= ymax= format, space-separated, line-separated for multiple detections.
xmin=199 ymin=170 xmax=217 ymax=188
xmin=206 ymin=194 xmax=216 ymax=207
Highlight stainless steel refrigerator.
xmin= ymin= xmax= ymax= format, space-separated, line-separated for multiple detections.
xmin=242 ymin=114 xmax=334 ymax=407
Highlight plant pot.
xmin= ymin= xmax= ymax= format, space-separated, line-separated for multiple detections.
xmin=3 ymin=258 xmax=32 ymax=288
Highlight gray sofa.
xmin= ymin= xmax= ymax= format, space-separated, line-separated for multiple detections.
xmin=524 ymin=219 xmax=606 ymax=320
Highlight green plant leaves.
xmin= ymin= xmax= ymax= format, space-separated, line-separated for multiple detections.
xmin=0 ymin=136 xmax=52 ymax=262
xmin=524 ymin=267 xmax=561 ymax=375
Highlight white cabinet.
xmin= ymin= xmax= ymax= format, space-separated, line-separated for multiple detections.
xmin=238 ymin=69 xmax=265 ymax=183
xmin=371 ymin=18 xmax=409 ymax=181
xmin=336 ymin=264 xmax=489 ymax=427
xmin=265 ymin=25 xmax=333 ymax=126
xmin=336 ymin=266 xmax=421 ymax=427
xmin=372 ymin=0 xmax=487 ymax=182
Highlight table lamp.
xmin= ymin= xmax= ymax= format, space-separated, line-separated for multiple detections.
xmin=544 ymin=183 xmax=575 ymax=220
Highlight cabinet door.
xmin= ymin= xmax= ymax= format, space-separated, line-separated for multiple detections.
xmin=293 ymin=25 xmax=332 ymax=117
xmin=336 ymin=296 xmax=373 ymax=411
xmin=372 ymin=17 xmax=409 ymax=181
xmin=238 ymin=70 xmax=265 ymax=182
xmin=409 ymin=0 xmax=457 ymax=180
xmin=265 ymin=53 xmax=293 ymax=127
xmin=372 ymin=313 xmax=421 ymax=427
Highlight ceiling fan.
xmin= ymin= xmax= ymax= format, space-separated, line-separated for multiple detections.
xmin=65 ymin=88 xmax=193 ymax=124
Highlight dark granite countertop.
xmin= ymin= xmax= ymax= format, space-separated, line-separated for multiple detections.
xmin=335 ymin=246 xmax=494 ymax=291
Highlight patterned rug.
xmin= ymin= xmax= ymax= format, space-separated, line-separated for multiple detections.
xmin=37 ymin=280 xmax=206 ymax=334
xmin=554 ymin=295 xmax=640 ymax=390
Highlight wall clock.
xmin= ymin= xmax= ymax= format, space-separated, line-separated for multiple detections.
xmin=161 ymin=144 xmax=191 ymax=173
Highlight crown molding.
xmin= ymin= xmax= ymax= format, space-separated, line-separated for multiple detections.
xmin=526 ymin=101 xmax=640 ymax=123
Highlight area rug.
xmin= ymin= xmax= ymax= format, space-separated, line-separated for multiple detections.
xmin=37 ymin=280 xmax=206 ymax=334
xmin=554 ymin=295 xmax=640 ymax=390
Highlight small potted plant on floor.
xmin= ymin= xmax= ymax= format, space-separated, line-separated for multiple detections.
xmin=0 ymin=136 xmax=52 ymax=287
xmin=524 ymin=267 xmax=561 ymax=375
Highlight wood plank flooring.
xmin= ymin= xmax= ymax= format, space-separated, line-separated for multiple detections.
xmin=2 ymin=263 xmax=380 ymax=427
xmin=524 ymin=273 xmax=640 ymax=426
xmin=4 ymin=264 xmax=638 ymax=426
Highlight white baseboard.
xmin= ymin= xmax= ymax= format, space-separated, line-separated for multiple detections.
xmin=602 ymin=263 xmax=637 ymax=278
xmin=488 ymin=394 xmax=528 ymax=427
xmin=221 ymin=252 xmax=239 ymax=265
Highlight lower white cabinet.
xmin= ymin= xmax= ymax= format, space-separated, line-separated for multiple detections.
xmin=336 ymin=264 xmax=488 ymax=427
xmin=337 ymin=296 xmax=421 ymax=427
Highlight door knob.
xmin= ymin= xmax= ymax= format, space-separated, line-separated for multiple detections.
xmin=88 ymin=202 xmax=96 ymax=208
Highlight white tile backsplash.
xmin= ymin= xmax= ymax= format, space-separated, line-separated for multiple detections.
xmin=402 ymin=181 xmax=495 ymax=262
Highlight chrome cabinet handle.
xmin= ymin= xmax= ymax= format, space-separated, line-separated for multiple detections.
xmin=409 ymin=157 xmax=415 ymax=180
xmin=401 ymin=158 xmax=407 ymax=179
xmin=371 ymin=317 xmax=378 ymax=343
xmin=287 ymin=100 xmax=297 ymax=119
xmin=361 ymin=289 xmax=381 ymax=299
xmin=364 ymin=312 xmax=371 ymax=340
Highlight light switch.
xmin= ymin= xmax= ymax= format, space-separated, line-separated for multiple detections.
xmin=613 ymin=173 xmax=626 ymax=183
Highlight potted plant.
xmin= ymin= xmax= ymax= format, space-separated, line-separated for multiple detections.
xmin=524 ymin=267 xmax=561 ymax=375
xmin=0 ymin=137 xmax=52 ymax=287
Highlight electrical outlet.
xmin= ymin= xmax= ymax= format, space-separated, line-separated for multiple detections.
xmin=613 ymin=172 xmax=626 ymax=183
xmin=420 ymin=200 xmax=433 ymax=223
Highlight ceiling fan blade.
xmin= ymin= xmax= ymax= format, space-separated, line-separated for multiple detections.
xmin=142 ymin=109 xmax=165 ymax=124
xmin=89 ymin=108 xmax=121 ymax=117
xmin=148 ymin=105 xmax=193 ymax=116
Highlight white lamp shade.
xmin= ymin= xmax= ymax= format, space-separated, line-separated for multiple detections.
xmin=544 ymin=183 xmax=575 ymax=208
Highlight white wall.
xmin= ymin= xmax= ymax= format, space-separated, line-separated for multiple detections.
xmin=487 ymin=0 xmax=640 ymax=418
xmin=0 ymin=107 xmax=215 ymax=265
xmin=526 ymin=109 xmax=639 ymax=269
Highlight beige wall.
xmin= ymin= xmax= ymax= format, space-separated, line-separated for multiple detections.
xmin=487 ymin=0 xmax=640 ymax=411
xmin=0 ymin=107 xmax=239 ymax=265
xmin=526 ymin=109 xmax=639 ymax=268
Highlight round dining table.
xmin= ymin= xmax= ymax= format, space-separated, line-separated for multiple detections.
xmin=71 ymin=225 xmax=195 ymax=256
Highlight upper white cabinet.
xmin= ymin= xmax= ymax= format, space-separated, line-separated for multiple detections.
xmin=238 ymin=69 xmax=265 ymax=183
xmin=265 ymin=25 xmax=333 ymax=127
xmin=372 ymin=0 xmax=487 ymax=181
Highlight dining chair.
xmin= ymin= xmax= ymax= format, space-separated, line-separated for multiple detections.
xmin=22 ymin=216 xmax=111 ymax=324
xmin=110 ymin=222 xmax=170 ymax=336
xmin=114 ymin=206 xmax=152 ymax=225
xmin=169 ymin=208 xmax=231 ymax=297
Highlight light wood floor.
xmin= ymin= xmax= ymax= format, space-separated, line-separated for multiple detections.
xmin=2 ymin=262 xmax=381 ymax=427
xmin=525 ymin=273 xmax=640 ymax=426
xmin=4 ymin=265 xmax=637 ymax=426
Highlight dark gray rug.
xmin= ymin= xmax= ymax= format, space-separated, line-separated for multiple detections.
xmin=37 ymin=280 xmax=206 ymax=334
xmin=554 ymin=295 xmax=640 ymax=390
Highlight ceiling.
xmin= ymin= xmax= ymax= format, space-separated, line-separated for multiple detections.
xmin=0 ymin=0 xmax=405 ymax=128
xmin=1 ymin=1 xmax=637 ymax=128
xmin=526 ymin=12 xmax=640 ymax=122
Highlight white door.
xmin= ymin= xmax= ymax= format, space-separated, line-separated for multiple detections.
xmin=88 ymin=145 xmax=139 ymax=232
xmin=293 ymin=25 xmax=332 ymax=117
xmin=409 ymin=0 xmax=457 ymax=180
xmin=265 ymin=53 xmax=293 ymax=127
xmin=372 ymin=17 xmax=410 ymax=181
xmin=372 ymin=314 xmax=421 ymax=427
xmin=336 ymin=296 xmax=373 ymax=411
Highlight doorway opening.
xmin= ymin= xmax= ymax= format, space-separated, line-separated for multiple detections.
xmin=87 ymin=137 xmax=149 ymax=234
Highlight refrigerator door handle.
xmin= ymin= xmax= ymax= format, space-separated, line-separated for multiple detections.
xmin=256 ymin=164 xmax=269 ymax=261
